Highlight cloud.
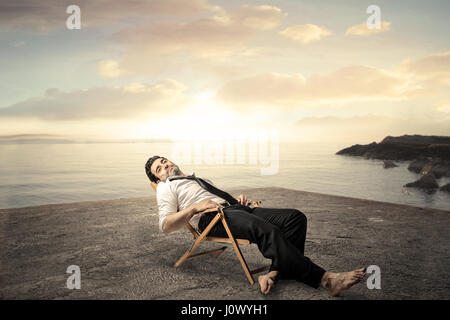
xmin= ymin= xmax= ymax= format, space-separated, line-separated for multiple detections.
xmin=97 ymin=60 xmax=127 ymax=79
xmin=112 ymin=19 xmax=248 ymax=57
xmin=112 ymin=4 xmax=284 ymax=56
xmin=232 ymin=5 xmax=285 ymax=30
xmin=345 ymin=21 xmax=391 ymax=36
xmin=398 ymin=50 xmax=450 ymax=86
xmin=100 ymin=4 xmax=285 ymax=78
xmin=217 ymin=65 xmax=423 ymax=109
xmin=279 ymin=24 xmax=332 ymax=44
xmin=296 ymin=115 xmax=394 ymax=127
xmin=293 ymin=115 xmax=450 ymax=143
xmin=0 ymin=0 xmax=215 ymax=32
xmin=437 ymin=100 xmax=450 ymax=113
xmin=0 ymin=80 xmax=189 ymax=120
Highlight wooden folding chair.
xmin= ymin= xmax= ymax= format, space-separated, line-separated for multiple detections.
xmin=151 ymin=182 xmax=269 ymax=285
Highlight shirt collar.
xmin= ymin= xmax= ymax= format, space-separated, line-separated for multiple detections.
xmin=166 ymin=172 xmax=195 ymax=183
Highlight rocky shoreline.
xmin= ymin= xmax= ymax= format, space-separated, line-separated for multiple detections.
xmin=336 ymin=135 xmax=450 ymax=193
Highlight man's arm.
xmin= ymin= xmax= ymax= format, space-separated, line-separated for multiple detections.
xmin=162 ymin=200 xmax=222 ymax=234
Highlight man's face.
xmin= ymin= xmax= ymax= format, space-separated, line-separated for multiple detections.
xmin=150 ymin=157 xmax=181 ymax=182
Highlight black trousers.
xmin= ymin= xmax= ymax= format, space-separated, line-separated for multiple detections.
xmin=198 ymin=204 xmax=326 ymax=288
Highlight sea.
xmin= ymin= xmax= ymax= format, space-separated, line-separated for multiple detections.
xmin=0 ymin=140 xmax=449 ymax=211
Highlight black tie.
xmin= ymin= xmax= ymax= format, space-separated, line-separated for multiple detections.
xmin=169 ymin=175 xmax=238 ymax=205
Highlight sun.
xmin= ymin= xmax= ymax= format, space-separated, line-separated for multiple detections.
xmin=167 ymin=90 xmax=241 ymax=140
xmin=130 ymin=89 xmax=242 ymax=140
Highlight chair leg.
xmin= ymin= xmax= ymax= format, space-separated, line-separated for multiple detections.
xmin=220 ymin=212 xmax=255 ymax=285
xmin=174 ymin=212 xmax=222 ymax=268
xmin=250 ymin=265 xmax=270 ymax=275
xmin=174 ymin=250 xmax=191 ymax=268
xmin=174 ymin=209 xmax=264 ymax=286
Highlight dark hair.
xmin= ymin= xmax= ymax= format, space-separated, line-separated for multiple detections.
xmin=145 ymin=155 xmax=163 ymax=183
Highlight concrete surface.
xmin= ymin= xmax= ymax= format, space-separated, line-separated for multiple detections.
xmin=0 ymin=187 xmax=449 ymax=300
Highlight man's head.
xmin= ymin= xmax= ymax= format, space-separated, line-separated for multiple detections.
xmin=145 ymin=156 xmax=182 ymax=183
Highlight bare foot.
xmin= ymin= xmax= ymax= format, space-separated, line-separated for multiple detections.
xmin=258 ymin=270 xmax=279 ymax=295
xmin=321 ymin=267 xmax=366 ymax=297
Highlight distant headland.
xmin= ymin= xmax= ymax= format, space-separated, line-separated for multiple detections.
xmin=0 ymin=134 xmax=173 ymax=144
xmin=336 ymin=135 xmax=450 ymax=193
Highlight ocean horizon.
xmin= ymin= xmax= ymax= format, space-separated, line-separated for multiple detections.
xmin=1 ymin=140 xmax=449 ymax=211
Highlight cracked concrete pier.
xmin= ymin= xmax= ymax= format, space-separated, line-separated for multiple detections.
xmin=1 ymin=187 xmax=449 ymax=299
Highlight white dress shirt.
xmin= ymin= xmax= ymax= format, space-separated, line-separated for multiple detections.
xmin=156 ymin=172 xmax=227 ymax=232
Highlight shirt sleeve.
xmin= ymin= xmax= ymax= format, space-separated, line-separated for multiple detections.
xmin=156 ymin=182 xmax=178 ymax=232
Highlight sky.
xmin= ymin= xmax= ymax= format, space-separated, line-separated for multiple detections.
xmin=0 ymin=0 xmax=449 ymax=143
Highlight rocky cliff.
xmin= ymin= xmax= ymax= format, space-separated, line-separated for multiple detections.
xmin=336 ymin=135 xmax=450 ymax=192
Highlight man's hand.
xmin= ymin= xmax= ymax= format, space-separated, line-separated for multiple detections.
xmin=193 ymin=200 xmax=222 ymax=214
xmin=236 ymin=194 xmax=252 ymax=206
xmin=162 ymin=200 xmax=221 ymax=233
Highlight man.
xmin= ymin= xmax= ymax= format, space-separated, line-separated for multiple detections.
xmin=145 ymin=155 xmax=366 ymax=296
